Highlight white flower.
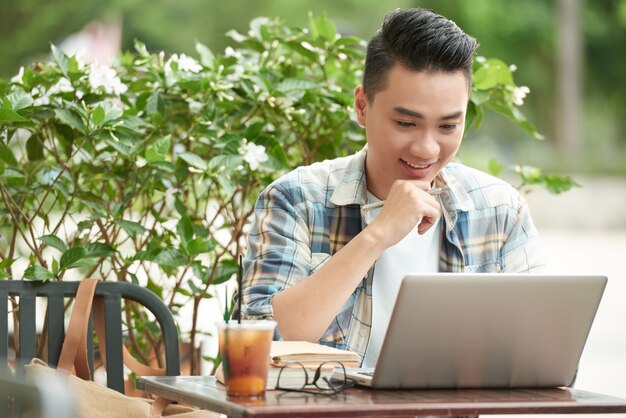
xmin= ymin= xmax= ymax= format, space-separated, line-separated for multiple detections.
xmin=173 ymin=144 xmax=186 ymax=156
xmin=89 ymin=64 xmax=127 ymax=95
xmin=188 ymin=100 xmax=203 ymax=113
xmin=300 ymin=41 xmax=315 ymax=52
xmin=177 ymin=54 xmax=202 ymax=73
xmin=509 ymin=64 xmax=518 ymax=72
xmin=224 ymin=47 xmax=242 ymax=59
xmin=31 ymin=87 xmax=50 ymax=106
xmin=47 ymin=77 xmax=74 ymax=95
xmin=512 ymin=86 xmax=530 ymax=106
xmin=11 ymin=67 xmax=24 ymax=84
xmin=167 ymin=53 xmax=202 ymax=73
xmin=135 ymin=157 xmax=148 ymax=168
xmin=241 ymin=142 xmax=269 ymax=171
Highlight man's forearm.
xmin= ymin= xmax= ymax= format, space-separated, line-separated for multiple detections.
xmin=271 ymin=227 xmax=387 ymax=342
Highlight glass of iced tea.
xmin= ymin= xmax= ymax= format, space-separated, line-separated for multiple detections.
xmin=217 ymin=320 xmax=276 ymax=398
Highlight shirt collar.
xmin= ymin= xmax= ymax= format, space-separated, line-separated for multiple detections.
xmin=329 ymin=145 xmax=368 ymax=207
xmin=329 ymin=147 xmax=473 ymax=231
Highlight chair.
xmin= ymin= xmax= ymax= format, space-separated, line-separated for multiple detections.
xmin=0 ymin=280 xmax=180 ymax=394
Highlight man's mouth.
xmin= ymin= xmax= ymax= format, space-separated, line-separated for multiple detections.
xmin=401 ymin=159 xmax=433 ymax=169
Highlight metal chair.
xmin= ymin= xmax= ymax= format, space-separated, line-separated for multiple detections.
xmin=0 ymin=280 xmax=180 ymax=393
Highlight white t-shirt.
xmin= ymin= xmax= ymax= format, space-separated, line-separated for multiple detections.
xmin=362 ymin=191 xmax=441 ymax=368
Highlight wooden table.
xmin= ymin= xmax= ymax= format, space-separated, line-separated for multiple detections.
xmin=137 ymin=376 xmax=626 ymax=417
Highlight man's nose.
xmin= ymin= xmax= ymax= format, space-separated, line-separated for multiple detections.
xmin=409 ymin=131 xmax=439 ymax=159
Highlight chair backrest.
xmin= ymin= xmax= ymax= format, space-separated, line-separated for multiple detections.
xmin=0 ymin=280 xmax=180 ymax=393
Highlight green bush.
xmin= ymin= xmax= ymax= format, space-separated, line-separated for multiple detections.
xmin=0 ymin=15 xmax=576 ymax=373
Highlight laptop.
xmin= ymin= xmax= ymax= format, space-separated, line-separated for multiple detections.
xmin=341 ymin=273 xmax=607 ymax=389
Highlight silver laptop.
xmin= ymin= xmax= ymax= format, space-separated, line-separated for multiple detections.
xmin=342 ymin=273 xmax=607 ymax=389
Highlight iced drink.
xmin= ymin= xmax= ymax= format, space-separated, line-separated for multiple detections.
xmin=217 ymin=320 xmax=276 ymax=398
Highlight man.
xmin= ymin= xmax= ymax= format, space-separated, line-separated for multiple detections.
xmin=239 ymin=8 xmax=545 ymax=367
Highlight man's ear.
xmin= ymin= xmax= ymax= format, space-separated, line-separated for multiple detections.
xmin=354 ymin=86 xmax=368 ymax=126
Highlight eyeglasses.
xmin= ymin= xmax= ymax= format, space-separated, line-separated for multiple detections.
xmin=275 ymin=361 xmax=356 ymax=395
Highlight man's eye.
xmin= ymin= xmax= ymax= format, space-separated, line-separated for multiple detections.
xmin=396 ymin=121 xmax=415 ymax=127
xmin=440 ymin=124 xmax=457 ymax=131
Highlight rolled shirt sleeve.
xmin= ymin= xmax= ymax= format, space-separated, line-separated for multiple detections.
xmin=240 ymin=183 xmax=313 ymax=326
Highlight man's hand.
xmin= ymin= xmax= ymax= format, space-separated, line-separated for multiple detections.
xmin=367 ymin=179 xmax=441 ymax=248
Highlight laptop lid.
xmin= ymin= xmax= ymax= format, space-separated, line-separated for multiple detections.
xmin=364 ymin=273 xmax=606 ymax=389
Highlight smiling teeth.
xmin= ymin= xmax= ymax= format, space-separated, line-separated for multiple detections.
xmin=404 ymin=160 xmax=429 ymax=169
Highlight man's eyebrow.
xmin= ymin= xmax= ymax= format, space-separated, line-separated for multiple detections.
xmin=393 ymin=107 xmax=464 ymax=120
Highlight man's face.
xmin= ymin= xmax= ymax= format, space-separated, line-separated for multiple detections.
xmin=355 ymin=64 xmax=469 ymax=199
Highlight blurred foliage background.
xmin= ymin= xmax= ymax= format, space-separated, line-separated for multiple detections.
xmin=2 ymin=0 xmax=625 ymax=175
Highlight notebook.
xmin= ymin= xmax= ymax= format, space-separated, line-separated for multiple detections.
xmin=341 ymin=273 xmax=607 ymax=389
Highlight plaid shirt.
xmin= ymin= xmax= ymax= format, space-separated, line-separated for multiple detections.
xmin=240 ymin=146 xmax=545 ymax=360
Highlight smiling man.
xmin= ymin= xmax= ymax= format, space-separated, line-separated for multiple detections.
xmin=239 ymin=8 xmax=545 ymax=367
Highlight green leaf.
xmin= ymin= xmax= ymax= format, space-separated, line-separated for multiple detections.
xmin=275 ymin=78 xmax=322 ymax=93
xmin=99 ymin=101 xmax=123 ymax=126
xmin=208 ymin=155 xmax=243 ymax=172
xmin=50 ymin=44 xmax=70 ymax=74
xmin=91 ymin=106 xmax=105 ymax=127
xmin=334 ymin=36 xmax=365 ymax=47
xmin=285 ymin=41 xmax=317 ymax=62
xmin=187 ymin=280 xmax=205 ymax=296
xmin=60 ymin=247 xmax=87 ymax=270
xmin=37 ymin=234 xmax=68 ymax=253
xmin=146 ymin=92 xmax=163 ymax=115
xmin=195 ymin=42 xmax=214 ymax=67
xmin=134 ymin=39 xmax=150 ymax=57
xmin=67 ymin=56 xmax=79 ymax=74
xmin=7 ymin=89 xmax=33 ymax=111
xmin=541 ymin=174 xmax=581 ymax=194
xmin=186 ymin=237 xmax=216 ymax=255
xmin=485 ymin=102 xmax=544 ymax=140
xmin=116 ymin=220 xmax=147 ymax=239
xmin=0 ymin=142 xmax=18 ymax=166
xmin=256 ymin=136 xmax=290 ymax=170
xmin=178 ymin=152 xmax=207 ymax=170
xmin=487 ymin=158 xmax=505 ymax=177
xmin=23 ymin=265 xmax=55 ymax=281
xmin=133 ymin=248 xmax=159 ymax=262
xmin=0 ymin=258 xmax=16 ymax=269
xmin=0 ymin=108 xmax=29 ymax=122
xmin=54 ymin=109 xmax=85 ymax=133
xmin=146 ymin=278 xmax=163 ymax=299
xmin=176 ymin=215 xmax=194 ymax=247
xmin=212 ymin=259 xmax=238 ymax=285
xmin=473 ymin=59 xmax=514 ymax=90
xmin=85 ymin=242 xmax=116 ymax=258
xmin=153 ymin=247 xmax=187 ymax=268
xmin=26 ymin=135 xmax=44 ymax=161
xmin=128 ymin=272 xmax=139 ymax=284
xmin=145 ymin=135 xmax=171 ymax=163
xmin=309 ymin=14 xmax=337 ymax=42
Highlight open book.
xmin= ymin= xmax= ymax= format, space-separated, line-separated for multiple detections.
xmin=270 ymin=341 xmax=361 ymax=368
xmin=215 ymin=341 xmax=361 ymax=390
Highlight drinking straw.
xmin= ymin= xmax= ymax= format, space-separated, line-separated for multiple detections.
xmin=238 ymin=254 xmax=243 ymax=324
xmin=224 ymin=285 xmax=229 ymax=323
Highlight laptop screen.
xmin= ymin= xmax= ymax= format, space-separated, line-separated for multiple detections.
xmin=361 ymin=273 xmax=606 ymax=389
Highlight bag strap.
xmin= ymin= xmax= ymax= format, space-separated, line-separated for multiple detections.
xmin=92 ymin=296 xmax=167 ymax=377
xmin=56 ymin=278 xmax=174 ymax=418
xmin=57 ymin=278 xmax=99 ymax=379
xmin=90 ymin=286 xmax=172 ymax=418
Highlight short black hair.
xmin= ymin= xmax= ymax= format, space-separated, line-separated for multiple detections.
xmin=363 ymin=8 xmax=478 ymax=100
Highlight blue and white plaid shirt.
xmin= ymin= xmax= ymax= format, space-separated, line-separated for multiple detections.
xmin=240 ymin=146 xmax=545 ymax=360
